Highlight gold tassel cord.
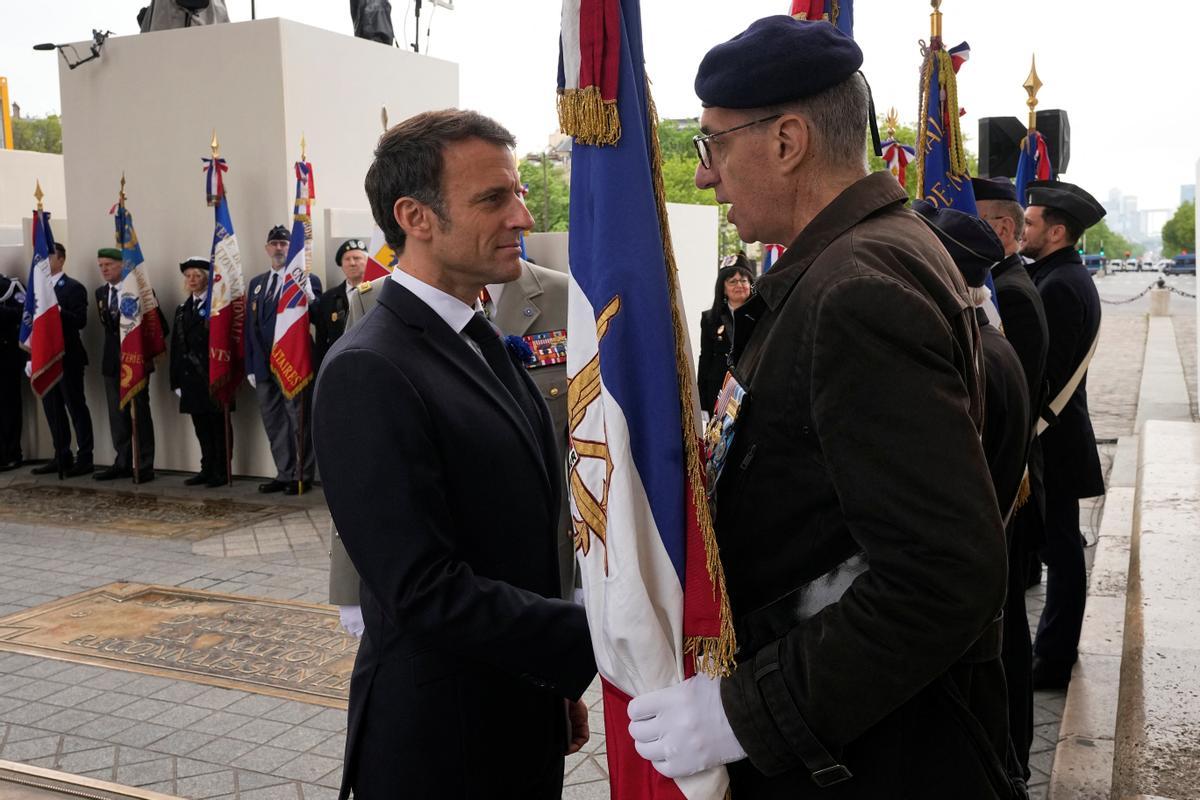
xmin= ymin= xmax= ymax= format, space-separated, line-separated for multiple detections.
xmin=645 ymin=79 xmax=736 ymax=678
xmin=915 ymin=49 xmax=934 ymax=195
xmin=937 ymin=51 xmax=969 ymax=176
xmin=557 ymin=86 xmax=621 ymax=147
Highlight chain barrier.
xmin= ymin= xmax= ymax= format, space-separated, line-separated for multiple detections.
xmin=1100 ymin=278 xmax=1197 ymax=304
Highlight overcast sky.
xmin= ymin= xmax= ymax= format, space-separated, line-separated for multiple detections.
xmin=4 ymin=0 xmax=1198 ymax=211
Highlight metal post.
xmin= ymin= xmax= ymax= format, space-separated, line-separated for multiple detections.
xmin=130 ymin=397 xmax=141 ymax=484
xmin=542 ymin=156 xmax=549 ymax=232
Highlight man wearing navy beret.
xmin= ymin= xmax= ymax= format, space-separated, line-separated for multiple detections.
xmin=626 ymin=17 xmax=1012 ymax=798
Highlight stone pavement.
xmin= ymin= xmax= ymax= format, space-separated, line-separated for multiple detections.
xmin=0 ymin=273 xmax=1190 ymax=799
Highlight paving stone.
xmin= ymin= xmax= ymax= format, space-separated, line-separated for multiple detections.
xmin=141 ymin=780 xmax=179 ymax=794
xmin=40 ymin=684 xmax=104 ymax=708
xmin=236 ymin=769 xmax=292 ymax=790
xmin=175 ymin=757 xmax=228 ymax=778
xmin=70 ymin=714 xmax=140 ymax=740
xmin=238 ymin=783 xmax=302 ymax=800
xmin=116 ymin=756 xmax=176 ymax=787
xmin=307 ymin=735 xmax=345 ymax=760
xmin=15 ymin=660 xmax=77 ymax=679
xmin=2 ymin=724 xmax=55 ymax=743
xmin=108 ymin=722 xmax=175 ymax=748
xmin=273 ymin=752 xmax=342 ymax=783
xmin=231 ymin=744 xmax=298 ymax=773
xmin=303 ymin=708 xmax=347 ymax=732
xmin=227 ymin=717 xmax=294 ymax=744
xmin=0 ymin=674 xmax=36 ymax=695
xmin=189 ymin=736 xmax=258 ymax=765
xmin=262 ymin=702 xmax=322 ymax=725
xmin=56 ymin=746 xmax=119 ymax=774
xmin=0 ymin=734 xmax=61 ymax=761
xmin=6 ymin=679 xmax=69 ymax=701
xmin=148 ymin=729 xmax=217 ymax=757
xmin=186 ymin=686 xmax=250 ymax=710
xmin=149 ymin=681 xmax=212 ymax=704
xmin=0 ymin=696 xmax=25 ymax=716
xmin=176 ymin=769 xmax=237 ymax=798
xmin=188 ymin=710 xmax=257 ymax=736
xmin=313 ymin=764 xmax=343 ymax=789
xmin=224 ymin=694 xmax=286 ymax=717
xmin=265 ymin=724 xmax=330 ymax=753
xmin=120 ymin=675 xmax=181 ymax=697
xmin=59 ymin=735 xmax=112 ymax=754
xmin=82 ymin=670 xmax=141 ymax=691
xmin=74 ymin=691 xmax=140 ymax=715
xmin=35 ymin=707 xmax=102 ymax=733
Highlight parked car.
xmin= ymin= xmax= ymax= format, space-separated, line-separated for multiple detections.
xmin=1083 ymin=255 xmax=1105 ymax=273
xmin=1108 ymin=258 xmax=1128 ymax=271
xmin=1165 ymin=254 xmax=1196 ymax=275
xmin=1125 ymin=258 xmax=1140 ymax=271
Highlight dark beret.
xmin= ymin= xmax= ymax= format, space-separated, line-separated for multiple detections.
xmin=266 ymin=225 xmax=291 ymax=244
xmin=695 ymin=16 xmax=863 ymax=109
xmin=179 ymin=257 xmax=210 ymax=274
xmin=335 ymin=239 xmax=368 ymax=266
xmin=97 ymin=247 xmax=122 ymax=261
xmin=971 ymin=177 xmax=1018 ymax=203
xmin=912 ymin=199 xmax=1004 ymax=288
xmin=1026 ymin=180 xmax=1106 ymax=229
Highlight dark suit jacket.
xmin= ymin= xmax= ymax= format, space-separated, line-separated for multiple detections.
xmin=1028 ymin=247 xmax=1104 ymax=499
xmin=697 ymin=306 xmax=734 ymax=412
xmin=244 ymin=269 xmax=323 ymax=381
xmin=169 ymin=297 xmax=222 ymax=415
xmin=95 ymin=284 xmax=167 ymax=379
xmin=54 ymin=274 xmax=89 ymax=370
xmin=979 ymin=313 xmax=1032 ymax=518
xmin=313 ymin=279 xmax=595 ymax=799
xmin=992 ymin=254 xmax=1047 ymax=414
xmin=313 ymin=279 xmax=348 ymax=370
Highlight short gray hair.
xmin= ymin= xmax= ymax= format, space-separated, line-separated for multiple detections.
xmin=996 ymin=199 xmax=1026 ymax=239
xmin=762 ymin=72 xmax=869 ymax=171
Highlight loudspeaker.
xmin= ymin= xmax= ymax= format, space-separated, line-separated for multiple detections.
xmin=1035 ymin=109 xmax=1070 ymax=175
xmin=977 ymin=116 xmax=1025 ymax=178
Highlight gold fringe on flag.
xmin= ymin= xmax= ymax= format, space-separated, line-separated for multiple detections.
xmin=557 ymin=85 xmax=621 ymax=147
xmin=645 ymin=79 xmax=736 ymax=678
xmin=1013 ymin=470 xmax=1031 ymax=510
xmin=915 ymin=49 xmax=970 ymax=194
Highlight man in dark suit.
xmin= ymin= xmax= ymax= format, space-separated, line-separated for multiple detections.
xmin=170 ymin=258 xmax=229 ymax=487
xmin=244 ymin=225 xmax=322 ymax=495
xmin=0 ymin=273 xmax=26 ymax=471
xmin=32 ymin=243 xmax=95 ymax=477
xmin=1021 ymin=180 xmax=1107 ymax=690
xmin=313 ymin=239 xmax=368 ymax=368
xmin=94 ymin=248 xmax=163 ymax=482
xmin=313 ymin=109 xmax=595 ymax=799
xmin=973 ymin=175 xmax=1050 ymax=775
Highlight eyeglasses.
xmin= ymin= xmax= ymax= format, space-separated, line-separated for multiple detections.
xmin=724 ymin=277 xmax=752 ymax=286
xmin=692 ymin=115 xmax=782 ymax=169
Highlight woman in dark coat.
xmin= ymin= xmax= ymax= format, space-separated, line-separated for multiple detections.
xmin=697 ymin=254 xmax=755 ymax=413
xmin=169 ymin=258 xmax=230 ymax=487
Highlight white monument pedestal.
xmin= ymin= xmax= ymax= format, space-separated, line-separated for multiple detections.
xmin=56 ymin=18 xmax=457 ymax=477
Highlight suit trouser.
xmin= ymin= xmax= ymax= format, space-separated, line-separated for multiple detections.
xmin=255 ymin=377 xmax=314 ymax=483
xmin=1034 ymin=491 xmax=1086 ymax=668
xmin=189 ymin=410 xmax=229 ymax=479
xmin=41 ymin=365 xmax=94 ymax=463
xmin=1002 ymin=509 xmax=1035 ymax=779
xmin=104 ymin=378 xmax=155 ymax=471
xmin=0 ymin=358 xmax=22 ymax=463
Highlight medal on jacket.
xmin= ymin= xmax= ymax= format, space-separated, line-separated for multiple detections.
xmin=704 ymin=371 xmax=749 ymax=502
xmin=521 ymin=329 xmax=566 ymax=368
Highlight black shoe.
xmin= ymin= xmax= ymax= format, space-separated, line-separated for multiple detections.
xmin=31 ymin=461 xmax=63 ymax=475
xmin=258 ymin=479 xmax=288 ymax=493
xmin=1031 ymin=656 xmax=1073 ymax=691
xmin=283 ymin=481 xmax=303 ymax=496
xmin=184 ymin=473 xmax=210 ymax=486
xmin=0 ymin=458 xmax=23 ymax=472
xmin=134 ymin=469 xmax=156 ymax=484
xmin=94 ymin=466 xmax=131 ymax=481
xmin=65 ymin=460 xmax=95 ymax=478
xmin=206 ymin=475 xmax=228 ymax=488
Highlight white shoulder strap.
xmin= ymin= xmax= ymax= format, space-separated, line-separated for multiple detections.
xmin=1036 ymin=329 xmax=1100 ymax=435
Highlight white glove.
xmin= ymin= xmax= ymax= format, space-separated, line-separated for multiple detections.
xmin=627 ymin=672 xmax=747 ymax=779
xmin=247 ymin=374 xmax=257 ymax=389
xmin=24 ymin=362 xmax=31 ymax=378
xmin=338 ymin=605 xmax=365 ymax=638
xmin=174 ymin=388 xmax=182 ymax=398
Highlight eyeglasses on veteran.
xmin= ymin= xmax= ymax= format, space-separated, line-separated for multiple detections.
xmin=692 ymin=115 xmax=782 ymax=169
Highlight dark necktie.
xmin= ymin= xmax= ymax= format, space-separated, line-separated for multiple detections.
xmin=266 ymin=273 xmax=279 ymax=306
xmin=463 ymin=312 xmax=539 ymax=433
xmin=109 ymin=286 xmax=118 ymax=319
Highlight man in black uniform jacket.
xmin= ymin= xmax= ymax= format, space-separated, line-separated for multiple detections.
xmin=974 ymin=175 xmax=1050 ymax=775
xmin=625 ymin=18 xmax=1010 ymax=799
xmin=33 ymin=243 xmax=96 ymax=477
xmin=313 ymin=239 xmax=368 ymax=369
xmin=169 ymin=258 xmax=229 ymax=487
xmin=1021 ymin=180 xmax=1107 ymax=690
xmin=312 ymin=109 xmax=596 ymax=799
xmin=0 ymin=274 xmax=26 ymax=471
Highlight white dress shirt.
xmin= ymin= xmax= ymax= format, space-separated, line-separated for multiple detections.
xmin=390 ymin=269 xmax=489 ymax=360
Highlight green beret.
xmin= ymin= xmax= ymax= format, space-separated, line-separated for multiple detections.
xmin=97 ymin=247 xmax=122 ymax=261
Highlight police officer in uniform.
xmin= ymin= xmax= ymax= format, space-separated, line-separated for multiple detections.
xmin=169 ymin=257 xmax=230 ymax=487
xmin=314 ymin=239 xmax=369 ymax=366
xmin=94 ymin=248 xmax=163 ymax=482
xmin=33 ymin=243 xmax=96 ymax=477
xmin=1021 ymin=180 xmax=1106 ymax=690
xmin=625 ymin=19 xmax=1011 ymax=797
xmin=244 ymin=225 xmax=323 ymax=494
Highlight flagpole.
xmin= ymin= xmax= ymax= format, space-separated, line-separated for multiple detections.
xmin=296 ymin=389 xmax=305 ymax=496
xmin=224 ymin=404 xmax=233 ymax=487
xmin=1024 ymin=55 xmax=1042 ymax=132
xmin=32 ymin=181 xmax=65 ymax=481
xmin=118 ymin=175 xmax=142 ymax=487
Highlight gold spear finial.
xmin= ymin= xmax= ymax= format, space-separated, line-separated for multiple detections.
xmin=381 ymin=106 xmax=389 ymax=133
xmin=300 ymin=133 xmax=307 ymax=161
xmin=885 ymin=107 xmax=899 ymax=140
xmin=1023 ymin=55 xmax=1043 ymax=131
xmin=119 ymin=172 xmax=127 ymax=206
xmin=931 ymin=0 xmax=943 ymax=40
xmin=34 ymin=180 xmax=44 ymax=211
xmin=210 ymin=129 xmax=220 ymax=158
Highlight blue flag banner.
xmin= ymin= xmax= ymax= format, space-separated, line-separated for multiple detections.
xmin=1015 ymin=131 xmax=1053 ymax=208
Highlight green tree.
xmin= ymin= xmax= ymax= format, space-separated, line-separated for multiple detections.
xmin=656 ymin=120 xmax=743 ymax=256
xmin=12 ymin=114 xmax=62 ymax=154
xmin=519 ymin=158 xmax=570 ymax=233
xmin=1161 ymin=200 xmax=1196 ymax=258
xmin=1082 ymin=219 xmax=1139 ymax=259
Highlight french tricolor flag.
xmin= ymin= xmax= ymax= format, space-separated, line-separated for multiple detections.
xmin=18 ymin=210 xmax=65 ymax=397
xmin=269 ymin=217 xmax=314 ymax=400
xmin=761 ymin=243 xmax=785 ymax=274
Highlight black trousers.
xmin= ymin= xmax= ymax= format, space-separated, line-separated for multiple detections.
xmin=1002 ymin=512 xmax=1034 ymax=779
xmin=1034 ymin=491 xmax=1086 ymax=668
xmin=189 ymin=410 xmax=229 ymax=479
xmin=0 ymin=358 xmax=22 ymax=463
xmin=41 ymin=365 xmax=94 ymax=463
xmin=104 ymin=377 xmax=155 ymax=471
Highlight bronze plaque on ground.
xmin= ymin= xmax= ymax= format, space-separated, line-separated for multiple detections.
xmin=0 ymin=760 xmax=182 ymax=800
xmin=0 ymin=584 xmax=355 ymax=708
xmin=0 ymin=484 xmax=287 ymax=539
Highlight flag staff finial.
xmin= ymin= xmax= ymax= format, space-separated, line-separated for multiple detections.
xmin=1024 ymin=55 xmax=1042 ymax=131
xmin=300 ymin=133 xmax=307 ymax=161
xmin=34 ymin=180 xmax=44 ymax=212
xmin=885 ymin=107 xmax=899 ymax=140
xmin=210 ymin=129 xmax=220 ymax=159
xmin=381 ymin=106 xmax=389 ymax=133
xmin=930 ymin=0 xmax=943 ymax=41
xmin=119 ymin=172 xmax=127 ymax=206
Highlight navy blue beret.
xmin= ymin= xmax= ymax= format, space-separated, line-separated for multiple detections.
xmin=695 ymin=16 xmax=863 ymax=108
xmin=912 ymin=199 xmax=1004 ymax=288
xmin=179 ymin=257 xmax=210 ymax=274
xmin=266 ymin=225 xmax=291 ymax=244
xmin=335 ymin=239 xmax=368 ymax=266
xmin=971 ymin=176 xmax=1018 ymax=203
xmin=1026 ymin=180 xmax=1106 ymax=229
